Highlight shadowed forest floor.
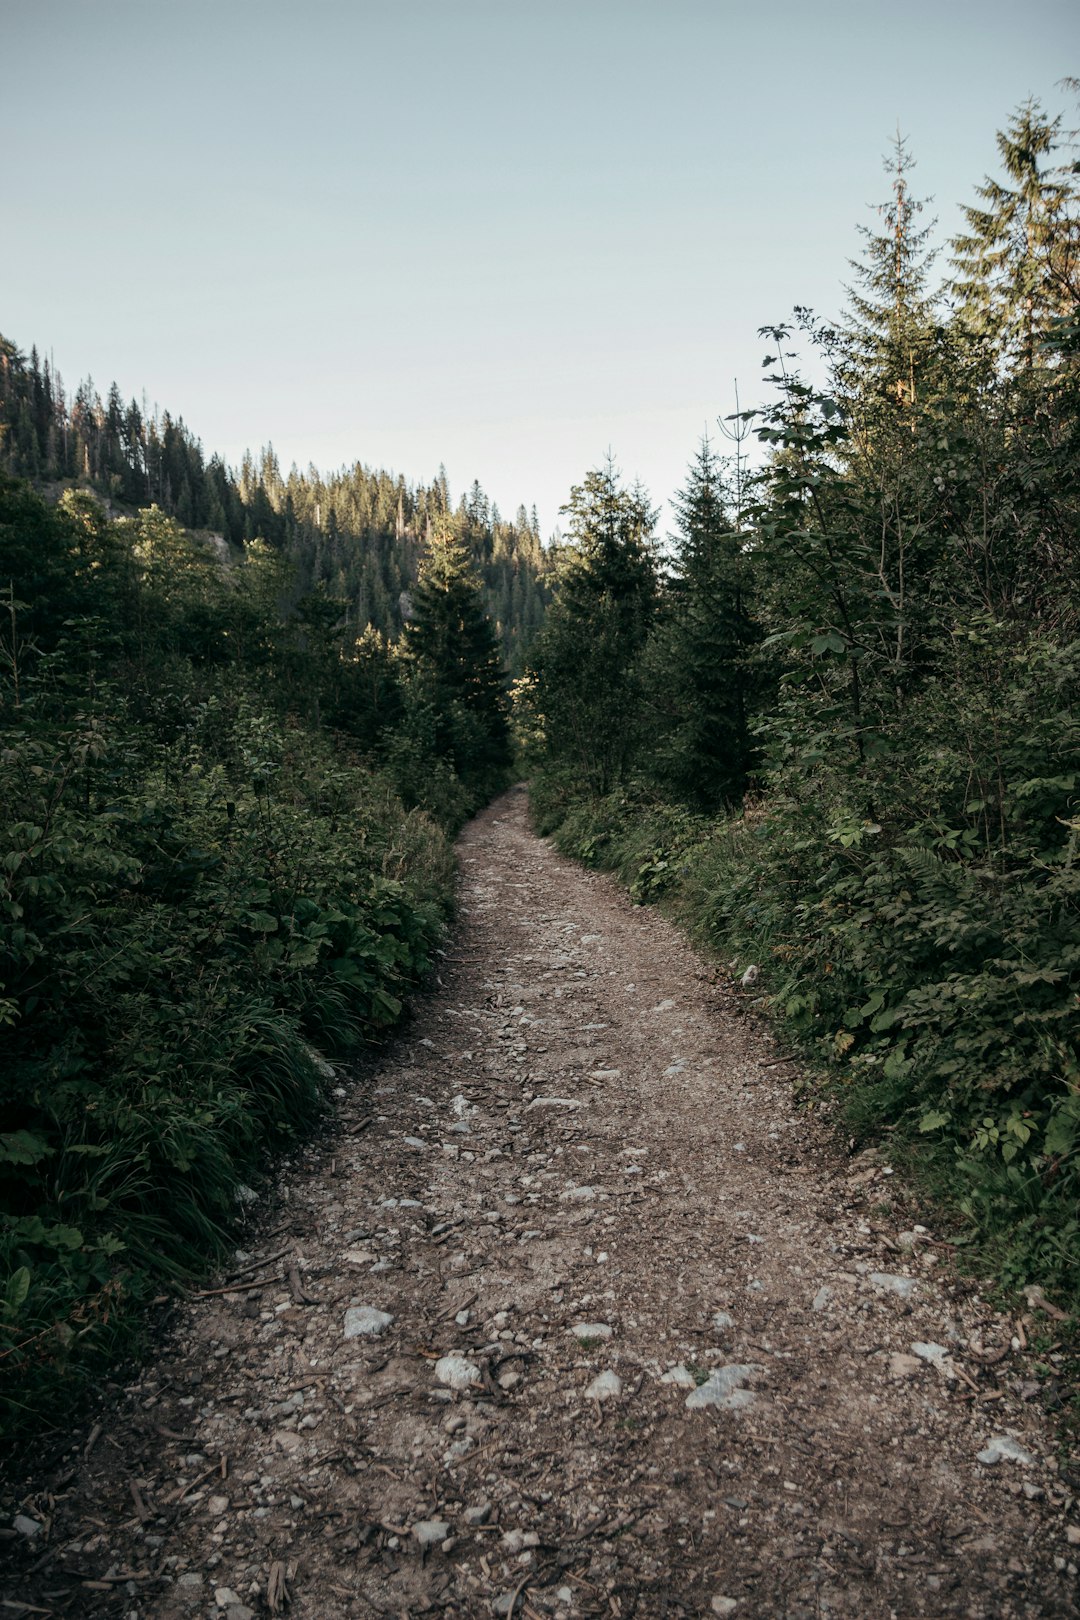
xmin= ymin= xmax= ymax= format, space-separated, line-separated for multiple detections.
xmin=3 ymin=786 xmax=1077 ymax=1619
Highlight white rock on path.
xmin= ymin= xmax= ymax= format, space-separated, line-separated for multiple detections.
xmin=977 ymin=1436 xmax=1036 ymax=1467
xmin=570 ymin=1322 xmax=613 ymax=1340
xmin=712 ymin=1600 xmax=739 ymax=1617
xmin=660 ymin=1363 xmax=698 ymax=1389
xmin=343 ymin=1306 xmax=393 ymax=1338
xmin=869 ymin=1272 xmax=917 ymax=1300
xmin=413 ymin=1518 xmax=450 ymax=1549
xmin=585 ymin=1370 xmax=623 ymax=1401
xmin=435 ymin=1354 xmax=481 ymax=1391
xmin=685 ymin=1364 xmax=761 ymax=1411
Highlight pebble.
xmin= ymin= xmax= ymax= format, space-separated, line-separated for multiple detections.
xmin=571 ymin=1322 xmax=613 ymax=1339
xmin=912 ymin=1341 xmax=950 ymax=1369
xmin=343 ymin=1306 xmax=394 ymax=1338
xmin=811 ymin=1287 xmax=832 ymax=1312
xmin=403 ymin=1136 xmax=427 ymax=1149
xmin=464 ymin=1501 xmax=492 ymax=1525
xmin=435 ymin=1355 xmax=481 ymax=1390
xmin=560 ymin=1185 xmax=596 ymax=1202
xmin=585 ymin=1370 xmax=623 ymax=1400
xmin=1066 ymin=1526 xmax=1080 ymax=1546
xmin=712 ymin=1311 xmax=735 ymax=1331
xmin=685 ymin=1364 xmax=760 ymax=1411
xmin=177 ymin=1572 xmax=204 ymax=1589
xmin=272 ymin=1429 xmax=302 ymax=1453
xmin=977 ymin=1436 xmax=1036 ymax=1467
xmin=207 ymin=1495 xmax=230 ymax=1515
xmin=214 ymin=1590 xmax=242 ymax=1610
xmin=660 ymin=1363 xmax=697 ymax=1389
xmin=869 ymin=1272 xmax=917 ymax=1299
xmin=12 ymin=1514 xmax=43 ymax=1539
xmin=712 ymin=1600 xmax=739 ymax=1617
xmin=413 ymin=1518 xmax=450 ymax=1549
xmin=528 ymin=1097 xmax=584 ymax=1110
xmin=889 ymin=1353 xmax=922 ymax=1379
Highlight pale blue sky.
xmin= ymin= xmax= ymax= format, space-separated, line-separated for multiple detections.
xmin=3 ymin=0 xmax=1076 ymax=533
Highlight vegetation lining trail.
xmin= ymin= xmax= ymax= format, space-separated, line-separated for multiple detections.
xmin=4 ymin=788 xmax=1075 ymax=1619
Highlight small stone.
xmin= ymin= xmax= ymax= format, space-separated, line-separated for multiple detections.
xmin=403 ymin=1136 xmax=426 ymax=1149
xmin=455 ymin=1310 xmax=471 ymax=1326
xmin=1066 ymin=1525 xmax=1080 ymax=1546
xmin=712 ymin=1599 xmax=739 ymax=1616
xmin=660 ymin=1363 xmax=698 ymax=1389
xmin=214 ymin=1591 xmax=241 ymax=1610
xmin=889 ymin=1353 xmax=922 ymax=1379
xmin=226 ymin=1608 xmax=256 ymax=1620
xmin=464 ymin=1501 xmax=492 ymax=1526
xmin=499 ymin=1369 xmax=522 ymax=1391
xmin=911 ymin=1341 xmax=951 ymax=1370
xmin=12 ymin=1514 xmax=43 ymax=1539
xmin=585 ymin=1370 xmax=623 ymax=1401
xmin=343 ymin=1305 xmax=393 ymax=1338
xmin=811 ymin=1286 xmax=832 ymax=1312
xmin=178 ymin=1572 xmax=204 ymax=1589
xmin=272 ymin=1429 xmax=302 ymax=1453
xmin=739 ymin=966 xmax=758 ymax=988
xmin=869 ymin=1272 xmax=917 ymax=1300
xmin=413 ymin=1518 xmax=450 ymax=1549
xmin=527 ymin=1096 xmax=584 ymax=1110
xmin=207 ymin=1495 xmax=230 ymax=1516
xmin=977 ymin=1436 xmax=1036 ymax=1466
xmin=712 ymin=1310 xmax=735 ymax=1331
xmin=896 ymin=1230 xmax=919 ymax=1250
xmin=571 ymin=1321 xmax=612 ymax=1340
xmin=685 ymin=1364 xmax=761 ymax=1411
xmin=560 ymin=1185 xmax=596 ymax=1202
xmin=435 ymin=1354 xmax=481 ymax=1391
xmin=502 ymin=1528 xmax=526 ymax=1553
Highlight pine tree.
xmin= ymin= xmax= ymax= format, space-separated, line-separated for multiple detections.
xmin=404 ymin=519 xmax=511 ymax=796
xmin=527 ymin=457 xmax=657 ymax=796
xmin=950 ymin=100 xmax=1079 ymax=371
xmin=641 ymin=437 xmax=760 ymax=810
xmin=843 ymin=133 xmax=938 ymax=409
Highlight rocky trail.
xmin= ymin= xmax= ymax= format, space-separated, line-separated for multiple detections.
xmin=4 ymin=786 xmax=1078 ymax=1620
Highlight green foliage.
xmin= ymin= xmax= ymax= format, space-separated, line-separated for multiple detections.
xmin=528 ymin=98 xmax=1080 ymax=1307
xmin=0 ymin=477 xmax=457 ymax=1452
xmin=523 ymin=459 xmax=658 ymax=797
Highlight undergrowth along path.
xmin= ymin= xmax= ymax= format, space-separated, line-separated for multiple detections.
xmin=4 ymin=785 xmax=1077 ymax=1619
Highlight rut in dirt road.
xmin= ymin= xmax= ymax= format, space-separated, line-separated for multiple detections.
xmin=7 ymin=786 xmax=1078 ymax=1620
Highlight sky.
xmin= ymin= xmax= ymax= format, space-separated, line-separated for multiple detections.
xmin=2 ymin=0 xmax=1077 ymax=537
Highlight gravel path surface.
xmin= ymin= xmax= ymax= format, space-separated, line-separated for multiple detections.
xmin=5 ymin=785 xmax=1078 ymax=1618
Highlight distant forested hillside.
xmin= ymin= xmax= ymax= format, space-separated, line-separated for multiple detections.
xmin=0 ymin=332 xmax=532 ymax=1451
xmin=0 ymin=339 xmax=548 ymax=671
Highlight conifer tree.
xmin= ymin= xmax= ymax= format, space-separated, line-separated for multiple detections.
xmin=641 ymin=437 xmax=760 ymax=810
xmin=404 ymin=520 xmax=511 ymax=795
xmin=950 ymin=100 xmax=1079 ymax=370
xmin=528 ymin=458 xmax=657 ymax=796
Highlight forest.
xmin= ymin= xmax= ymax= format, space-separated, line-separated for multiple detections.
xmin=1 ymin=91 xmax=1078 ymax=1461
xmin=0 ymin=389 xmax=524 ymax=1447
xmin=522 ymin=103 xmax=1080 ymax=1300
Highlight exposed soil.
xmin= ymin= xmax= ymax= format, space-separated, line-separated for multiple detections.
xmin=3 ymin=785 xmax=1078 ymax=1619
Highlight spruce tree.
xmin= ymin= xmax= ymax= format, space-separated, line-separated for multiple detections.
xmin=950 ymin=100 xmax=1079 ymax=371
xmin=404 ymin=520 xmax=511 ymax=797
xmin=528 ymin=458 xmax=657 ymax=796
xmin=641 ymin=437 xmax=760 ymax=810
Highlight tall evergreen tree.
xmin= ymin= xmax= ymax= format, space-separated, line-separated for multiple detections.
xmin=527 ymin=458 xmax=658 ymax=796
xmin=640 ymin=437 xmax=760 ymax=810
xmin=950 ymin=100 xmax=1079 ymax=370
xmin=404 ymin=520 xmax=511 ymax=796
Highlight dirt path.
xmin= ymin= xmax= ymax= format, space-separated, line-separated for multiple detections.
xmin=5 ymin=786 xmax=1078 ymax=1619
